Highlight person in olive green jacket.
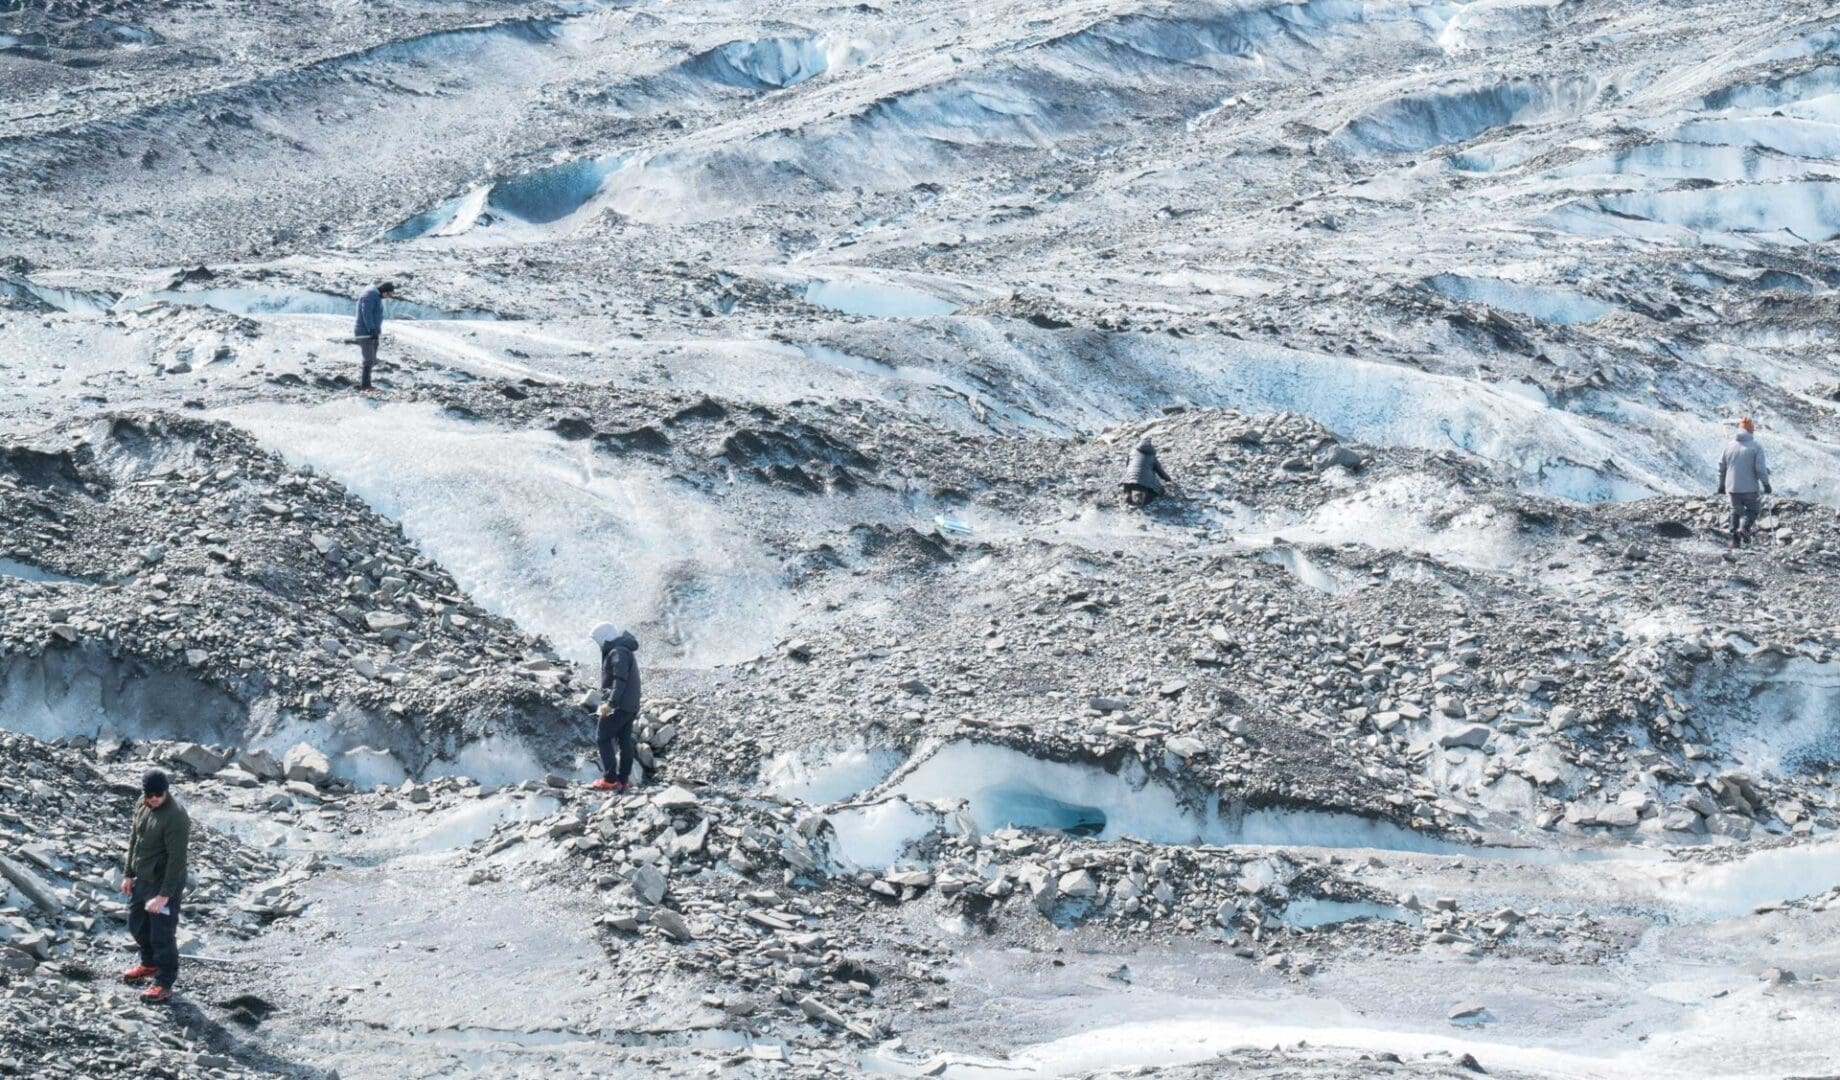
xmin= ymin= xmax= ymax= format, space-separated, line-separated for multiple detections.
xmin=120 ymin=769 xmax=190 ymax=1002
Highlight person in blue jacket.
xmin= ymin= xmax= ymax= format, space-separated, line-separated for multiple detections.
xmin=353 ymin=282 xmax=395 ymax=391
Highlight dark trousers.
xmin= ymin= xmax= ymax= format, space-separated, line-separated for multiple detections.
xmin=357 ymin=335 xmax=380 ymax=388
xmin=1729 ymin=491 xmax=1761 ymax=538
xmin=597 ymin=709 xmax=638 ymax=783
xmin=128 ymin=882 xmax=183 ymax=989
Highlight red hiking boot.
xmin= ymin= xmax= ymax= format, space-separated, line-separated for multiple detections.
xmin=590 ymin=778 xmax=619 ymax=791
xmin=122 ymin=964 xmax=158 ymax=984
xmin=141 ymin=985 xmax=174 ymax=1004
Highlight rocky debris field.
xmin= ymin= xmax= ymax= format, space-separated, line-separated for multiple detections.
xmin=657 ymin=406 xmax=1840 ymax=853
xmin=14 ymin=727 xmax=1646 ymax=1077
xmin=1 ymin=412 xmax=573 ymax=773
xmin=0 ymin=732 xmax=293 ymax=1078
xmin=5 ymin=392 xmax=1840 ymax=1074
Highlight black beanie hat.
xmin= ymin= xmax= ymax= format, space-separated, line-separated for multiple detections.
xmin=142 ymin=769 xmax=170 ymax=797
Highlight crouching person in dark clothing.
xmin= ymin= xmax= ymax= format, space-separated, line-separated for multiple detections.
xmin=121 ymin=768 xmax=190 ymax=1003
xmin=589 ymin=623 xmax=641 ymax=793
xmin=1121 ymin=437 xmax=1171 ymax=507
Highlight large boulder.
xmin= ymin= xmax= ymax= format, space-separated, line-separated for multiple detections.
xmin=282 ymin=743 xmax=332 ymax=786
xmin=363 ymin=611 xmax=413 ymax=633
xmin=1439 ymin=724 xmax=1491 ymax=749
xmin=0 ymin=855 xmax=63 ymax=915
xmin=234 ymin=748 xmax=284 ymax=780
xmin=170 ymin=743 xmax=227 ymax=776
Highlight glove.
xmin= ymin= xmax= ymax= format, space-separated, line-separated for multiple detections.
xmin=1763 ymin=482 xmax=1772 ymax=495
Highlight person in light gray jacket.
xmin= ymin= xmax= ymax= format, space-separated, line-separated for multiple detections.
xmin=1717 ymin=417 xmax=1772 ymax=548
xmin=1121 ymin=438 xmax=1171 ymax=507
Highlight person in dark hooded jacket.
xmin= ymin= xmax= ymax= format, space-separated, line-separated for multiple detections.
xmin=588 ymin=623 xmax=641 ymax=791
xmin=1121 ymin=437 xmax=1172 ymax=507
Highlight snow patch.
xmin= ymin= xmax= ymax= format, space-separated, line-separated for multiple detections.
xmin=928 ymin=997 xmax=1660 ymax=1079
xmin=1661 ymin=840 xmax=1840 ymax=923
xmin=428 ymin=736 xmax=556 ymax=790
xmin=1336 ymin=76 xmax=1604 ymax=156
xmin=1436 ymin=0 xmax=1569 ymax=53
xmin=877 ymin=741 xmax=1472 ymax=857
xmin=804 ymin=278 xmax=963 ymax=318
xmin=1688 ymin=657 xmax=1840 ymax=779
xmin=1700 ymin=65 xmax=1840 ymax=114
xmin=1674 ymin=115 xmax=1840 ymax=161
xmin=1281 ymin=897 xmax=1422 ymax=928
xmin=383 ymin=792 xmax=562 ymax=858
xmin=799 ymin=344 xmax=1055 ymax=433
xmin=887 ymin=742 xmax=1223 ymax=845
xmin=1044 ymin=0 xmax=1384 ymax=80
xmin=0 ymin=557 xmax=89 ymax=584
xmin=0 ymin=277 xmax=118 ymax=315
xmin=1257 ymin=545 xmax=1352 ymax=593
xmin=0 ymin=647 xmax=245 ymax=745
xmin=388 ymin=153 xmax=634 ymax=239
xmin=120 ymin=287 xmax=497 ymax=321
xmin=218 ymin=399 xmax=796 ymax=667
xmin=578 ymin=0 xmax=1428 ymax=226
xmin=1427 ymin=274 xmax=1616 ymax=325
xmin=826 ymin=797 xmax=937 ymax=869
xmin=1759 ymin=25 xmax=1840 ymax=63
xmin=689 ymin=35 xmax=868 ymax=90
xmin=333 ymin=746 xmax=411 ymax=789
xmin=1242 ymin=475 xmax=1528 ymax=572
xmin=761 ymin=741 xmax=903 ymax=804
xmin=1595 ymin=181 xmax=1840 ymax=246
xmin=88 ymin=19 xmax=156 ymax=46
xmin=206 ymin=790 xmax=564 ymax=864
xmin=1554 ymin=142 xmax=1826 ymax=185
xmin=1123 ymin=336 xmax=1667 ymax=501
